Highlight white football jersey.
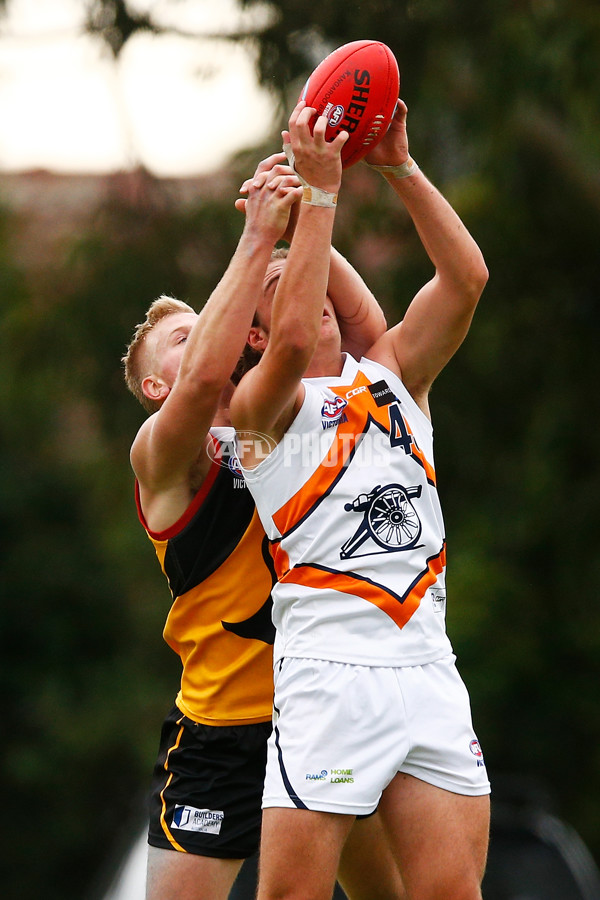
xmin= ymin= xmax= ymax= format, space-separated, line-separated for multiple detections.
xmin=238 ymin=355 xmax=453 ymax=667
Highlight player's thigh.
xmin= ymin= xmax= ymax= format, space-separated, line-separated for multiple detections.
xmin=257 ymin=807 xmax=355 ymax=900
xmin=146 ymin=845 xmax=242 ymax=900
xmin=338 ymin=812 xmax=407 ymax=900
xmin=378 ymin=772 xmax=490 ymax=900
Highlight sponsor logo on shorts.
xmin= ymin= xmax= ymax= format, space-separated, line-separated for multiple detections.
xmin=305 ymin=768 xmax=354 ymax=783
xmin=469 ymin=739 xmax=485 ymax=767
xmin=171 ymin=805 xmax=224 ymax=834
xmin=330 ymin=768 xmax=354 ymax=783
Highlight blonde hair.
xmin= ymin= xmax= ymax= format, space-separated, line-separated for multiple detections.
xmin=122 ymin=295 xmax=196 ymax=413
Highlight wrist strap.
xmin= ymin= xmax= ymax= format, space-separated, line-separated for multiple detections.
xmin=284 ymin=144 xmax=338 ymax=208
xmin=366 ymin=157 xmax=419 ymax=179
xmin=301 ymin=184 xmax=338 ymax=207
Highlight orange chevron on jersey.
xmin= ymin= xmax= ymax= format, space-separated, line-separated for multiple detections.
xmin=272 ymin=368 xmax=436 ymax=539
xmin=275 ymin=541 xmax=446 ymax=629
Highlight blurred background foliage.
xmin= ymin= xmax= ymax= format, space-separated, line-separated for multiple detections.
xmin=1 ymin=0 xmax=600 ymax=897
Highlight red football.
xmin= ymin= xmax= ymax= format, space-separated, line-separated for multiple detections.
xmin=299 ymin=40 xmax=400 ymax=169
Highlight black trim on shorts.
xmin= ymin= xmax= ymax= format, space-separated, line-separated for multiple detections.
xmin=273 ymin=703 xmax=308 ymax=810
xmin=147 ymin=706 xmax=272 ymax=858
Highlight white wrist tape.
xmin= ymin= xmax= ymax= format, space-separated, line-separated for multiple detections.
xmin=284 ymin=143 xmax=338 ymax=208
xmin=366 ymin=157 xmax=420 ymax=179
xmin=301 ymin=184 xmax=338 ymax=207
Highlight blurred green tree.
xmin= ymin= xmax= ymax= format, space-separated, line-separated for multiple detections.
xmin=0 ymin=173 xmax=250 ymax=898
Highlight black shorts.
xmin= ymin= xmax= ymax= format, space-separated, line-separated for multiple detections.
xmin=148 ymin=706 xmax=272 ymax=859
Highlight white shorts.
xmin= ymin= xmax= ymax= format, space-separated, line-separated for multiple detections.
xmin=263 ymin=654 xmax=490 ymax=815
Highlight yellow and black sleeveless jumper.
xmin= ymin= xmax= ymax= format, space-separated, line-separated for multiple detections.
xmin=136 ymin=433 xmax=276 ymax=726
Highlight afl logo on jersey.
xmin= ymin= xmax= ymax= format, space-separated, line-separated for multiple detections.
xmin=228 ymin=455 xmax=244 ymax=478
xmin=226 ymin=452 xmax=247 ymax=489
xmin=321 ymin=396 xmax=348 ymax=429
xmin=469 ymin=739 xmax=485 ymax=766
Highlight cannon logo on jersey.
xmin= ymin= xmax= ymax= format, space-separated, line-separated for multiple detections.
xmin=341 ymin=482 xmax=423 ymax=559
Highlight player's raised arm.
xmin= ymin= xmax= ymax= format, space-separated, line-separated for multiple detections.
xmin=237 ymin=191 xmax=386 ymax=358
xmin=271 ymin=190 xmax=388 ymax=357
xmin=128 ymin=157 xmax=301 ymax=530
xmin=328 ymin=247 xmax=387 ymax=357
xmin=363 ymin=100 xmax=489 ymax=414
xmin=231 ymin=102 xmax=347 ymax=457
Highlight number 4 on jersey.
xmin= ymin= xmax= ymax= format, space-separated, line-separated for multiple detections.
xmin=388 ymin=403 xmax=414 ymax=454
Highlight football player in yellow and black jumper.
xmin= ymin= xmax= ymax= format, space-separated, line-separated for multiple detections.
xmin=123 ymin=151 xmax=406 ymax=900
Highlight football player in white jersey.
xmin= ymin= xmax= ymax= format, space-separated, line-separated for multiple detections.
xmin=124 ymin=154 xmax=407 ymax=900
xmin=231 ymin=98 xmax=490 ymax=900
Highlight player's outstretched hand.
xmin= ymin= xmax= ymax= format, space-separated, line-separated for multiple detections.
xmin=364 ymin=98 xmax=410 ymax=169
xmin=284 ymin=99 xmax=347 ymax=195
xmin=235 ymin=153 xmax=302 ymax=243
xmin=237 ymin=151 xmax=290 ymax=200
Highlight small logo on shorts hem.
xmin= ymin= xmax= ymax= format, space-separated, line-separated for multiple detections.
xmin=172 ymin=805 xmax=224 ymax=834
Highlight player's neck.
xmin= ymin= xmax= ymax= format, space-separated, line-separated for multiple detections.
xmin=212 ymin=408 xmax=231 ymax=426
xmin=304 ymin=345 xmax=344 ymax=379
xmin=212 ymin=379 xmax=235 ymax=426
